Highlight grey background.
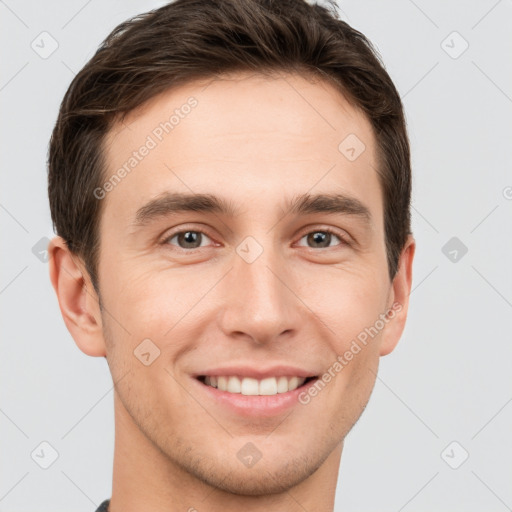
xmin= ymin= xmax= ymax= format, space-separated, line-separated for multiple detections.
xmin=1 ymin=0 xmax=511 ymax=510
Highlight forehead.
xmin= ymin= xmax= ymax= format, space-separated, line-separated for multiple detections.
xmin=101 ymin=70 xmax=382 ymax=230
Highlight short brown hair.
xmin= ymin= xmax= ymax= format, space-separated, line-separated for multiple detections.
xmin=48 ymin=0 xmax=411 ymax=296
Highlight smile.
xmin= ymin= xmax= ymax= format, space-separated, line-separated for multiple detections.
xmin=193 ymin=372 xmax=319 ymax=417
xmin=198 ymin=375 xmax=316 ymax=395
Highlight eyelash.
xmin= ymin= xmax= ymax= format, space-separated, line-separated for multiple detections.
xmin=160 ymin=226 xmax=351 ymax=252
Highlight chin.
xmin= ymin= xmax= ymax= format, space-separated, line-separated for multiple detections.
xmin=192 ymin=457 xmax=315 ymax=496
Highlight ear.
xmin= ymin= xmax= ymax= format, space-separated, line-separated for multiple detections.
xmin=48 ymin=236 xmax=106 ymax=357
xmin=379 ymin=234 xmax=416 ymax=356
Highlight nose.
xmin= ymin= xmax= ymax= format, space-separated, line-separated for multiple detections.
xmin=217 ymin=241 xmax=305 ymax=346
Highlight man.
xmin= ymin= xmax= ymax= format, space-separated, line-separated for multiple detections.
xmin=47 ymin=0 xmax=415 ymax=510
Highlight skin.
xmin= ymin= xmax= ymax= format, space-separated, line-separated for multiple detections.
xmin=49 ymin=70 xmax=415 ymax=512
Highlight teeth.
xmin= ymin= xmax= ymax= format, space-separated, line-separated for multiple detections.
xmin=203 ymin=376 xmax=307 ymax=395
xmin=288 ymin=376 xmax=300 ymax=390
xmin=227 ymin=376 xmax=241 ymax=393
xmin=259 ymin=377 xmax=277 ymax=395
xmin=217 ymin=376 xmax=228 ymax=391
xmin=241 ymin=377 xmax=258 ymax=395
xmin=276 ymin=376 xmax=288 ymax=393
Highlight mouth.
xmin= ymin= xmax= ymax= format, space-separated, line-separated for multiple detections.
xmin=190 ymin=364 xmax=321 ymax=417
xmin=196 ymin=375 xmax=317 ymax=396
xmin=193 ymin=372 xmax=319 ymax=417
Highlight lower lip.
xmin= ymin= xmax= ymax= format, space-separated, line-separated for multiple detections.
xmin=192 ymin=377 xmax=318 ymax=418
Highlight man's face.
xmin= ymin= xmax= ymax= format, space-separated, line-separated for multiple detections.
xmin=94 ymin=71 xmax=409 ymax=494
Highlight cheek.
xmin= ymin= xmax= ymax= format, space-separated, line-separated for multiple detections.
xmin=297 ymin=266 xmax=389 ymax=347
xmin=102 ymin=262 xmax=187 ymax=333
xmin=101 ymin=268 xmax=208 ymax=386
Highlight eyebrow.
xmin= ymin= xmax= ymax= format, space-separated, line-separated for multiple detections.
xmin=132 ymin=191 xmax=372 ymax=228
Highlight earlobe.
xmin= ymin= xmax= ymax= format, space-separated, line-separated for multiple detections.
xmin=48 ymin=236 xmax=106 ymax=357
xmin=379 ymin=235 xmax=416 ymax=356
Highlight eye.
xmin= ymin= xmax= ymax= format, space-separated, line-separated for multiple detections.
xmin=296 ymin=228 xmax=348 ymax=249
xmin=160 ymin=226 xmax=349 ymax=252
xmin=163 ymin=230 xmax=213 ymax=250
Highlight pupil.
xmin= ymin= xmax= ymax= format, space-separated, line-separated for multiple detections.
xmin=309 ymin=231 xmax=329 ymax=248
xmin=181 ymin=231 xmax=200 ymax=248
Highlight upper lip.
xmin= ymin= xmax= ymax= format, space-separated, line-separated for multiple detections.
xmin=194 ymin=365 xmax=318 ymax=379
